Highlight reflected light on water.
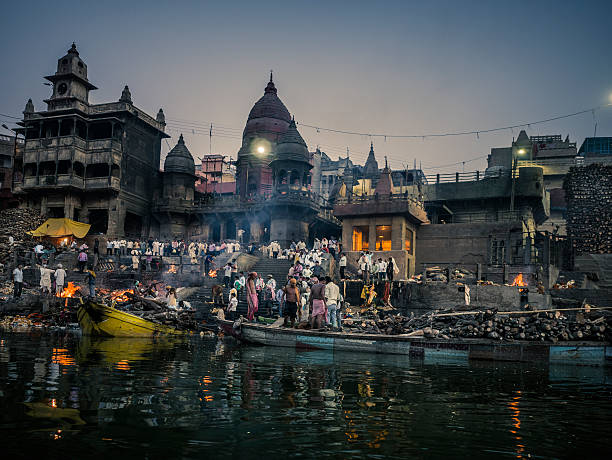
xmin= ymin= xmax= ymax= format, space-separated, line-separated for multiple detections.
xmin=115 ymin=360 xmax=130 ymax=371
xmin=51 ymin=348 xmax=75 ymax=366
xmin=508 ymin=390 xmax=526 ymax=459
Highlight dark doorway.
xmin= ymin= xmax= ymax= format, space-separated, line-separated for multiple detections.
xmin=210 ymin=221 xmax=221 ymax=242
xmin=89 ymin=209 xmax=108 ymax=234
xmin=48 ymin=207 xmax=64 ymax=218
xmin=124 ymin=212 xmax=143 ymax=238
xmin=225 ymin=218 xmax=236 ymax=240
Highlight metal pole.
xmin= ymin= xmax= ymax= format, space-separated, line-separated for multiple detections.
xmin=510 ymin=154 xmax=517 ymax=212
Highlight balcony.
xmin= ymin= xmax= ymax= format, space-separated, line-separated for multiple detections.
xmin=21 ymin=174 xmax=85 ymax=190
xmin=85 ymin=176 xmax=120 ymax=191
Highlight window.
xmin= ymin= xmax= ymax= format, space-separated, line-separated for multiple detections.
xmin=352 ymin=226 xmax=369 ymax=251
xmin=376 ymin=225 xmax=392 ymax=251
xmin=405 ymin=228 xmax=414 ymax=254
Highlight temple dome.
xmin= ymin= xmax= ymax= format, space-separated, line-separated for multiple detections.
xmin=272 ymin=118 xmax=309 ymax=163
xmin=242 ymin=74 xmax=291 ymax=142
xmin=164 ymin=134 xmax=195 ymax=175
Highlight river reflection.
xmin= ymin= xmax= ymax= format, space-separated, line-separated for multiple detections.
xmin=0 ymin=331 xmax=611 ymax=459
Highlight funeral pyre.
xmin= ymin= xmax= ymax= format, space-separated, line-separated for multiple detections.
xmin=341 ymin=304 xmax=612 ymax=342
xmin=1 ymin=286 xmax=201 ymax=332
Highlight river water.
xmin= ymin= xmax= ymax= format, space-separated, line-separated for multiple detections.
xmin=1 ymin=331 xmax=611 ymax=459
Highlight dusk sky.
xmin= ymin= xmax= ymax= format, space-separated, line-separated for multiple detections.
xmin=1 ymin=0 xmax=611 ymax=172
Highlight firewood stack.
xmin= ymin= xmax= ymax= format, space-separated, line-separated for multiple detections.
xmin=341 ymin=308 xmax=612 ymax=342
xmin=0 ymin=208 xmax=45 ymax=262
xmin=563 ymin=164 xmax=612 ymax=255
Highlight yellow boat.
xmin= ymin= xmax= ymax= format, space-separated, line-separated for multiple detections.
xmin=77 ymin=300 xmax=186 ymax=337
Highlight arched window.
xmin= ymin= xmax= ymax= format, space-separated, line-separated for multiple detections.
xmin=290 ymin=170 xmax=300 ymax=186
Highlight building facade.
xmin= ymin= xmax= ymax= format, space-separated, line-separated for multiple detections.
xmin=15 ymin=44 xmax=169 ymax=237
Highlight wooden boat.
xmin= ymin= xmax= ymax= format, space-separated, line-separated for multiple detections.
xmin=77 ymin=300 xmax=186 ymax=337
xmin=218 ymin=319 xmax=612 ymax=367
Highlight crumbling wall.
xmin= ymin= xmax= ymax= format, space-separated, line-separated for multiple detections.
xmin=563 ymin=164 xmax=612 ymax=255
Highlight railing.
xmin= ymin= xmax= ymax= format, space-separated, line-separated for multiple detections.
xmin=85 ymin=176 xmax=120 ymax=190
xmin=335 ymin=191 xmax=425 ymax=210
xmin=423 ymin=170 xmax=510 ymax=184
xmin=448 ymin=210 xmax=524 ymax=224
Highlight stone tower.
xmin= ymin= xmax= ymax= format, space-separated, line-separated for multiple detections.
xmin=267 ymin=118 xmax=316 ymax=245
xmin=158 ymin=134 xmax=196 ymax=237
xmin=44 ymin=43 xmax=97 ymax=110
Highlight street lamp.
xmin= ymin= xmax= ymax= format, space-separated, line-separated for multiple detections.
xmin=510 ymin=148 xmax=527 ymax=212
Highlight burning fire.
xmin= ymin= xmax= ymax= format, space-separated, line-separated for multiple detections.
xmin=167 ymin=264 xmax=178 ymax=274
xmin=58 ymin=282 xmax=79 ymax=298
xmin=208 ymin=270 xmax=218 ymax=278
xmin=511 ymin=273 xmax=528 ymax=287
xmin=109 ymin=289 xmax=134 ymax=302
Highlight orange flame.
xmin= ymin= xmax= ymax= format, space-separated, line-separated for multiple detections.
xmin=511 ymin=273 xmax=527 ymax=287
xmin=109 ymin=289 xmax=134 ymax=302
xmin=58 ymin=282 xmax=79 ymax=298
xmin=167 ymin=264 xmax=178 ymax=274
xmin=208 ymin=269 xmax=217 ymax=277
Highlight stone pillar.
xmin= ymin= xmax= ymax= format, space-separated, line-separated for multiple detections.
xmin=40 ymin=195 xmax=48 ymax=217
xmin=200 ymin=221 xmax=210 ymax=241
xmin=107 ymin=198 xmax=126 ymax=237
xmin=368 ymin=221 xmax=376 ymax=252
xmin=220 ymin=221 xmax=226 ymax=240
xmin=250 ymin=220 xmax=263 ymax=243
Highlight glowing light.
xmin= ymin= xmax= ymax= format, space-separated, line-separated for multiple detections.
xmin=257 ymin=146 xmax=265 ymax=154
xmin=517 ymin=148 xmax=526 ymax=155
xmin=511 ymin=273 xmax=528 ymax=287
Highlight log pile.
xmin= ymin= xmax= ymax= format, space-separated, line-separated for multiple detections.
xmin=341 ymin=307 xmax=612 ymax=342
xmin=0 ymin=208 xmax=45 ymax=265
xmin=564 ymin=164 xmax=612 ymax=255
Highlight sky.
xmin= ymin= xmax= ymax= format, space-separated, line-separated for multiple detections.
xmin=1 ymin=0 xmax=611 ymax=173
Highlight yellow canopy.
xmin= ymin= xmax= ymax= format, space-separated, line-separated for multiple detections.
xmin=28 ymin=218 xmax=91 ymax=239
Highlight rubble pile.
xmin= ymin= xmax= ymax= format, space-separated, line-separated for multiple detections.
xmin=341 ymin=307 xmax=612 ymax=342
xmin=564 ymin=163 xmax=612 ymax=255
xmin=408 ymin=266 xmax=475 ymax=284
xmin=0 ymin=208 xmax=45 ymax=262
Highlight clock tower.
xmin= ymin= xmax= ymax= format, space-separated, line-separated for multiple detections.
xmin=44 ymin=43 xmax=97 ymax=110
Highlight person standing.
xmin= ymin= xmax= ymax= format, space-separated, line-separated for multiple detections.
xmin=246 ymin=272 xmax=258 ymax=321
xmin=283 ymin=278 xmax=300 ymax=327
xmin=223 ymin=262 xmax=232 ymax=288
xmin=54 ymin=264 xmax=66 ymax=296
xmin=386 ymin=257 xmax=395 ymax=282
xmin=85 ymin=268 xmax=96 ymax=297
xmin=264 ymin=274 xmax=276 ymax=316
xmin=324 ymin=276 xmax=340 ymax=329
xmin=12 ymin=264 xmax=23 ymax=298
xmin=77 ymin=250 xmax=88 ymax=273
xmin=93 ymin=239 xmax=100 ymax=268
xmin=106 ymin=239 xmax=113 ymax=256
xmin=227 ymin=292 xmax=238 ymax=320
xmin=39 ymin=264 xmax=53 ymax=295
xmin=132 ymin=250 xmax=140 ymax=271
xmin=309 ymin=277 xmax=327 ymax=329
xmin=339 ymin=253 xmax=347 ymax=280
xmin=312 ymin=260 xmax=323 ymax=280
xmin=276 ymin=285 xmax=285 ymax=318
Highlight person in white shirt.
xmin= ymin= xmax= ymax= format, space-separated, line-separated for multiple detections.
xmin=39 ymin=265 xmax=53 ymax=295
xmin=324 ymin=276 xmax=341 ymax=329
xmin=227 ymin=292 xmax=238 ymax=320
xmin=339 ymin=253 xmax=347 ymax=280
xmin=12 ymin=264 xmax=23 ymax=298
xmin=106 ymin=240 xmax=113 ymax=256
xmin=54 ymin=264 xmax=67 ymax=295
xmin=223 ymin=263 xmax=233 ymax=288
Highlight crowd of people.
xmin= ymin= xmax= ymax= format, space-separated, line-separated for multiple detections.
xmin=218 ymin=237 xmax=350 ymax=331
